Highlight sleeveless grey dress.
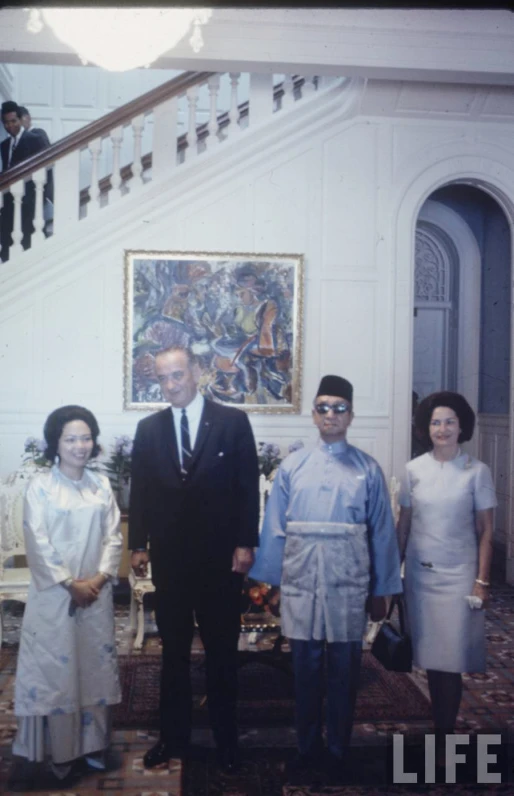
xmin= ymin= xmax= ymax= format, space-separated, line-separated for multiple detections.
xmin=399 ymin=451 xmax=496 ymax=673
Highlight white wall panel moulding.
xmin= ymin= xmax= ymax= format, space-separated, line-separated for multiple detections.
xmin=0 ymin=63 xmax=13 ymax=99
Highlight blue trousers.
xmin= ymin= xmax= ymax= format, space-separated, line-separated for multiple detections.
xmin=290 ymin=639 xmax=362 ymax=760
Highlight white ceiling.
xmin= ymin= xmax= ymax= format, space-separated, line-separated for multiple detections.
xmin=1 ymin=8 xmax=514 ymax=85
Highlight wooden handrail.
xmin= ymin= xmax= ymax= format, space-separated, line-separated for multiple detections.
xmin=77 ymin=76 xmax=308 ymax=205
xmin=0 ymin=70 xmax=214 ymax=192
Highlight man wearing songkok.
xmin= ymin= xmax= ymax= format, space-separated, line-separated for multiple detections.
xmin=250 ymin=375 xmax=402 ymax=782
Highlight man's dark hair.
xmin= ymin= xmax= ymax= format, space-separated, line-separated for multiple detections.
xmin=414 ymin=391 xmax=475 ymax=448
xmin=43 ymin=404 xmax=101 ymax=461
xmin=1 ymin=101 xmax=21 ymax=119
xmin=155 ymin=345 xmax=198 ymax=367
xmin=18 ymin=106 xmax=29 ymax=117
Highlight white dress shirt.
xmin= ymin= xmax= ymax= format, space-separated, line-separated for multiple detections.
xmin=171 ymin=391 xmax=204 ymax=467
xmin=8 ymin=128 xmax=25 ymax=167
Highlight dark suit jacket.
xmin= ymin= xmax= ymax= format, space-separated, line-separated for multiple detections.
xmin=30 ymin=127 xmax=51 ymax=149
xmin=1 ymin=129 xmax=52 ymax=248
xmin=0 ymin=129 xmax=47 ymax=172
xmin=128 ymin=398 xmax=260 ymax=591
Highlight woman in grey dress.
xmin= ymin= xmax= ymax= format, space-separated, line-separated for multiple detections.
xmin=397 ymin=391 xmax=496 ymax=763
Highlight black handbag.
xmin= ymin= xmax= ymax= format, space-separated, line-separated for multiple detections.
xmin=371 ymin=596 xmax=412 ymax=673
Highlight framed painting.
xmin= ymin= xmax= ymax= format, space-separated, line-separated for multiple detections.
xmin=124 ymin=250 xmax=304 ymax=412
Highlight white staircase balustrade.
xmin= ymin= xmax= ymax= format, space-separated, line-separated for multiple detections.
xmin=0 ymin=71 xmax=320 ymax=266
xmin=9 ymin=180 xmax=24 ymax=257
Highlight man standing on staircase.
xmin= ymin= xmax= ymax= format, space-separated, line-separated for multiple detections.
xmin=129 ymin=345 xmax=260 ymax=774
xmin=250 ymin=374 xmax=402 ymax=783
xmin=0 ymin=100 xmax=51 ymax=261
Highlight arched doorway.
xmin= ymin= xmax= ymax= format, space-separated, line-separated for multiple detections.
xmin=413 ymin=220 xmax=458 ymax=399
xmin=412 ymin=198 xmax=482 ymax=455
xmin=412 ymin=184 xmax=511 ymax=576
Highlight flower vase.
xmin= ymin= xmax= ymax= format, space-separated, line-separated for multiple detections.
xmin=117 ymin=480 xmax=131 ymax=512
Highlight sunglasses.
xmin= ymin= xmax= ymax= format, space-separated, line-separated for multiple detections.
xmin=314 ymin=403 xmax=350 ymax=415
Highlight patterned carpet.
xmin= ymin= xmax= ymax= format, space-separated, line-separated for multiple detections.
xmin=111 ymin=650 xmax=430 ymax=729
xmin=1 ymin=584 xmax=514 ymax=794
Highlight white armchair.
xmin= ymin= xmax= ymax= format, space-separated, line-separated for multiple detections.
xmin=0 ymin=467 xmax=35 ymax=647
xmin=259 ymin=472 xmax=273 ymax=527
xmin=128 ymin=563 xmax=155 ymax=650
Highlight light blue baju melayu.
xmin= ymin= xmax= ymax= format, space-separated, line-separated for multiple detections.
xmin=250 ymin=439 xmax=402 ymax=761
xmin=250 ymin=439 xmax=402 ymax=642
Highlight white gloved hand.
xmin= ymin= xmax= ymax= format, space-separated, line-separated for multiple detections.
xmin=465 ymin=595 xmax=483 ymax=610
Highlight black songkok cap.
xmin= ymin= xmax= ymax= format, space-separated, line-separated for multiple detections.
xmin=316 ymin=375 xmax=353 ymax=403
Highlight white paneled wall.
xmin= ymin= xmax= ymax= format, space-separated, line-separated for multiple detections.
xmin=9 ymin=64 xmax=181 ymax=141
xmin=322 ymin=123 xmax=379 ymax=272
xmin=478 ymin=414 xmax=510 ymax=551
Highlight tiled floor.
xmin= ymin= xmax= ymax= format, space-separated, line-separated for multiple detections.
xmin=1 ymin=585 xmax=514 ymax=794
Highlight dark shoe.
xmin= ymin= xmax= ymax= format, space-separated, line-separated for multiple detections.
xmin=32 ymin=762 xmax=82 ymax=790
xmin=143 ymin=740 xmax=173 ymax=769
xmin=325 ymin=751 xmax=346 ymax=785
xmin=216 ymin=744 xmax=241 ymax=774
xmin=286 ymin=752 xmax=323 ymax=786
xmin=7 ymin=760 xmax=37 ymax=792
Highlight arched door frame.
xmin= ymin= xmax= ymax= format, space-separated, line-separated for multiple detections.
xmin=417 ymin=199 xmax=482 ymax=455
xmin=391 ymin=153 xmax=514 ymax=581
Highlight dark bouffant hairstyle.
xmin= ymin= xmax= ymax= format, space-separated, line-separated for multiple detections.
xmin=43 ymin=405 xmax=101 ymax=461
xmin=414 ymin=391 xmax=475 ymax=448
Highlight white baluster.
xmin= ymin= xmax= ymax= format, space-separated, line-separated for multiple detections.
xmin=31 ymin=167 xmax=46 ymax=245
xmin=53 ymin=149 xmax=80 ymax=232
xmin=281 ymin=75 xmax=294 ymax=111
xmin=249 ymin=74 xmax=273 ymax=126
xmin=131 ymin=113 xmax=145 ymax=187
xmin=186 ymin=85 xmax=199 ymax=159
xmin=110 ymin=125 xmax=123 ymax=201
xmin=10 ymin=179 xmax=24 ymax=256
xmin=301 ymin=76 xmax=316 ymax=99
xmin=207 ymin=74 xmax=221 ymax=146
xmin=153 ymin=97 xmax=178 ymax=176
xmin=228 ymin=72 xmax=241 ymax=134
xmin=87 ymin=137 xmax=102 ymax=215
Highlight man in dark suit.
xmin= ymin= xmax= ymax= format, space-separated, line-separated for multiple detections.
xmin=129 ymin=345 xmax=260 ymax=773
xmin=18 ymin=105 xmax=52 ymax=148
xmin=1 ymin=101 xmax=51 ymax=261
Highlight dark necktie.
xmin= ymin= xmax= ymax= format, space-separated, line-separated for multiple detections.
xmin=180 ymin=408 xmax=192 ymax=475
xmin=9 ymin=139 xmax=17 ymax=167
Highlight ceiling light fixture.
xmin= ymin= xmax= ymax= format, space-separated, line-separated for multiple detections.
xmin=26 ymin=7 xmax=212 ymax=72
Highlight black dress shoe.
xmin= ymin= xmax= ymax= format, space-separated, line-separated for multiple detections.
xmin=216 ymin=745 xmax=241 ymax=774
xmin=7 ymin=760 xmax=37 ymax=792
xmin=286 ymin=751 xmax=323 ymax=785
xmin=324 ymin=751 xmax=346 ymax=785
xmin=143 ymin=740 xmax=173 ymax=769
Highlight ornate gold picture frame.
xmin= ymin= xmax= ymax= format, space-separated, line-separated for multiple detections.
xmin=124 ymin=250 xmax=304 ymax=413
